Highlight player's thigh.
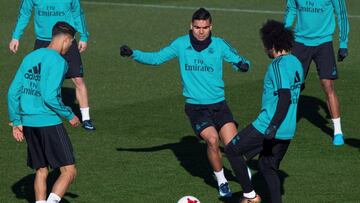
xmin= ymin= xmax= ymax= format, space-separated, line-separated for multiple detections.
xmin=41 ymin=124 xmax=75 ymax=169
xmin=313 ymin=42 xmax=337 ymax=80
xmin=63 ymin=39 xmax=84 ymax=79
xmin=292 ymin=42 xmax=313 ymax=79
xmin=219 ymin=122 xmax=237 ymax=146
xmin=228 ymin=124 xmax=264 ymax=160
xmin=199 ymin=126 xmax=220 ymax=147
xmin=213 ymin=101 xmax=238 ymax=145
xmin=320 ymin=79 xmax=336 ymax=95
xmin=23 ymin=126 xmax=48 ymax=169
xmin=59 ymin=164 xmax=77 ymax=176
xmin=185 ymin=103 xmax=215 ymax=139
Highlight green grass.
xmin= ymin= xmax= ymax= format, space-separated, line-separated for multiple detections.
xmin=1 ymin=0 xmax=360 ymax=202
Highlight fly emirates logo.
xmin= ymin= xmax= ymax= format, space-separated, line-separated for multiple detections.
xmin=299 ymin=1 xmax=325 ymax=14
xmin=185 ymin=59 xmax=214 ymax=73
xmin=37 ymin=5 xmax=65 ymax=17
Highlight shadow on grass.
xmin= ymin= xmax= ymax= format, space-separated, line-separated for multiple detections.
xmin=117 ymin=135 xmax=236 ymax=191
xmin=345 ymin=138 xmax=360 ymax=151
xmin=61 ymin=87 xmax=81 ymax=119
xmin=297 ymin=95 xmax=333 ymax=138
xmin=11 ymin=170 xmax=78 ymax=203
xmin=218 ymin=160 xmax=289 ymax=203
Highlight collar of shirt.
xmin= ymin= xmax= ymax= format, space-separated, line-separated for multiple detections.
xmin=189 ymin=30 xmax=212 ymax=52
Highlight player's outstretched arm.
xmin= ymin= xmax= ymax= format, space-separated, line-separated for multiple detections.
xmin=221 ymin=39 xmax=251 ymax=72
xmin=119 ymin=40 xmax=178 ymax=66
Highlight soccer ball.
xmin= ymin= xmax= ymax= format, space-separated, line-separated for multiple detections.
xmin=177 ymin=196 xmax=200 ymax=203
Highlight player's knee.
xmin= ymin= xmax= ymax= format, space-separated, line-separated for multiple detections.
xmin=61 ymin=165 xmax=77 ymax=182
xmin=36 ymin=167 xmax=49 ymax=178
xmin=205 ymin=135 xmax=219 ymax=149
xmin=72 ymin=77 xmax=86 ymax=88
xmin=322 ymin=80 xmax=335 ymax=95
xmin=67 ymin=167 xmax=77 ymax=182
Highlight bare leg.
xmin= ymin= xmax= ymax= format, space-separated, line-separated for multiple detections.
xmin=200 ymin=126 xmax=222 ymax=172
xmin=51 ymin=165 xmax=77 ymax=197
xmin=34 ymin=167 xmax=49 ymax=201
xmin=219 ymin=122 xmax=238 ymax=145
xmin=320 ymin=79 xmax=340 ymax=119
xmin=71 ymin=77 xmax=89 ymax=108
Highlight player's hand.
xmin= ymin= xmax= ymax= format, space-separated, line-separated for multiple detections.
xmin=337 ymin=48 xmax=348 ymax=62
xmin=12 ymin=125 xmax=24 ymax=142
xmin=234 ymin=61 xmax=249 ymax=72
xmin=78 ymin=41 xmax=87 ymax=53
xmin=264 ymin=123 xmax=277 ymax=140
xmin=120 ymin=45 xmax=133 ymax=57
xmin=9 ymin=39 xmax=19 ymax=54
xmin=69 ymin=116 xmax=80 ymax=127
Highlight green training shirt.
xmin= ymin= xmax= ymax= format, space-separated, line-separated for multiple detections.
xmin=12 ymin=0 xmax=89 ymax=42
xmin=284 ymin=0 xmax=349 ymax=48
xmin=252 ymin=54 xmax=303 ymax=140
xmin=8 ymin=48 xmax=74 ymax=127
xmin=132 ymin=34 xmax=250 ymax=105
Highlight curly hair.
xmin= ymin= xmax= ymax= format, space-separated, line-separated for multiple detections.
xmin=260 ymin=20 xmax=294 ymax=52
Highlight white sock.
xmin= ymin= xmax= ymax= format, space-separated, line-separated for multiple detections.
xmin=36 ymin=201 xmax=46 ymax=203
xmin=332 ymin=117 xmax=343 ymax=135
xmin=214 ymin=168 xmax=227 ymax=186
xmin=243 ymin=190 xmax=256 ymax=199
xmin=46 ymin=193 xmax=61 ymax=203
xmin=80 ymin=107 xmax=90 ymax=121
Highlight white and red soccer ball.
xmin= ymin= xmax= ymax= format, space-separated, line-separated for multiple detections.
xmin=177 ymin=196 xmax=200 ymax=203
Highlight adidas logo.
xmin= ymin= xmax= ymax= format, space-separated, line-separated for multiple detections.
xmin=290 ymin=71 xmax=302 ymax=90
xmin=332 ymin=67 xmax=337 ymax=76
xmin=24 ymin=63 xmax=41 ymax=81
xmin=195 ymin=122 xmax=208 ymax=131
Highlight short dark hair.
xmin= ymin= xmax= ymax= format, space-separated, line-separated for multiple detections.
xmin=52 ymin=22 xmax=76 ymax=38
xmin=260 ymin=20 xmax=294 ymax=52
xmin=192 ymin=8 xmax=212 ymax=23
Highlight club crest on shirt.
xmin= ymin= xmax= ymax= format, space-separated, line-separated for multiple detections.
xmin=208 ymin=47 xmax=215 ymax=54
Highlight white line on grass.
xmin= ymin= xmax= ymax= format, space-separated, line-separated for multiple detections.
xmin=82 ymin=1 xmax=360 ymax=19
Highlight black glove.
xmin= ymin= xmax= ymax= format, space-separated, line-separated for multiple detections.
xmin=337 ymin=48 xmax=348 ymax=62
xmin=264 ymin=123 xmax=277 ymax=140
xmin=234 ymin=61 xmax=249 ymax=72
xmin=120 ymin=45 xmax=133 ymax=57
